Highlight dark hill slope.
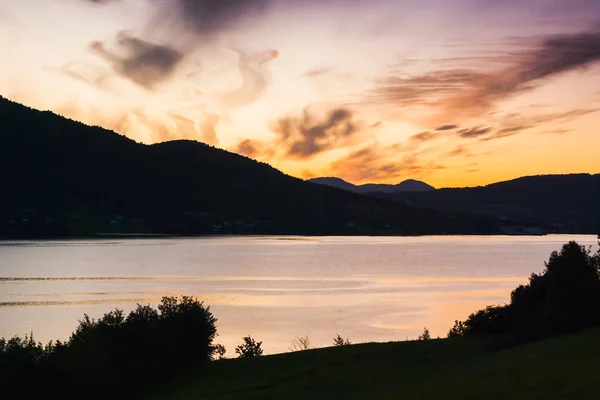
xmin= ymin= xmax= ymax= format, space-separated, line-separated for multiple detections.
xmin=384 ymin=174 xmax=600 ymax=233
xmin=0 ymin=97 xmax=497 ymax=237
xmin=154 ymin=327 xmax=600 ymax=399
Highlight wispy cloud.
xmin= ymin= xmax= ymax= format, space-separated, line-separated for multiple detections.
xmin=435 ymin=124 xmax=459 ymax=131
xmin=329 ymin=144 xmax=445 ymax=183
xmin=457 ymin=126 xmax=492 ymax=139
xmin=303 ymin=67 xmax=332 ymax=78
xmin=363 ymin=27 xmax=600 ymax=123
xmin=72 ymin=0 xmax=274 ymax=94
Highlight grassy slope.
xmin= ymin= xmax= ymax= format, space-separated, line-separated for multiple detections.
xmin=153 ymin=328 xmax=600 ymax=400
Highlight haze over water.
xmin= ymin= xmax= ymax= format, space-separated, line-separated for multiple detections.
xmin=1 ymin=235 xmax=597 ymax=354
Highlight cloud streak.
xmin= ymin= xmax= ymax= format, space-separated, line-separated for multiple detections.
xmin=364 ymin=27 xmax=600 ymax=121
xmin=330 ymin=144 xmax=445 ymax=183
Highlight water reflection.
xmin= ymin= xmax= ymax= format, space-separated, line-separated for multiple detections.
xmin=0 ymin=235 xmax=597 ymax=354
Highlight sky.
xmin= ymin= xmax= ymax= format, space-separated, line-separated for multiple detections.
xmin=1 ymin=0 xmax=600 ymax=188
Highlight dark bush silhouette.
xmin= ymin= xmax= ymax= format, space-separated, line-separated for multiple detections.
xmin=0 ymin=296 xmax=220 ymax=399
xmin=235 ymin=336 xmax=264 ymax=358
xmin=333 ymin=334 xmax=352 ymax=346
xmin=417 ymin=327 xmax=432 ymax=340
xmin=449 ymin=240 xmax=600 ymax=341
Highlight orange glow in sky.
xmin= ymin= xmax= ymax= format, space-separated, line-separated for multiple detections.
xmin=1 ymin=0 xmax=600 ymax=188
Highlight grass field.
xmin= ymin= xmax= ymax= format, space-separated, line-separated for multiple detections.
xmin=151 ymin=327 xmax=600 ymax=399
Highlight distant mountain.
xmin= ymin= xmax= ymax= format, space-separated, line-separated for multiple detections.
xmin=380 ymin=174 xmax=600 ymax=234
xmin=307 ymin=177 xmax=435 ymax=194
xmin=0 ymin=96 xmax=496 ymax=238
xmin=308 ymin=177 xmax=358 ymax=192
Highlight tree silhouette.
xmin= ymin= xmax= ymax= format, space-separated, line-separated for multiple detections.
xmin=235 ymin=336 xmax=264 ymax=358
xmin=449 ymin=241 xmax=600 ymax=341
xmin=333 ymin=334 xmax=352 ymax=346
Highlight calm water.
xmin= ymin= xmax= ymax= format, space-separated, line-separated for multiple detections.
xmin=0 ymin=235 xmax=597 ymax=354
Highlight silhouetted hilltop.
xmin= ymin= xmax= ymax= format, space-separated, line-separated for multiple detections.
xmin=0 ymin=96 xmax=495 ymax=238
xmin=307 ymin=177 xmax=435 ymax=194
xmin=382 ymin=174 xmax=600 ymax=233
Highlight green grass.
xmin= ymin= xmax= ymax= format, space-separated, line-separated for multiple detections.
xmin=152 ymin=328 xmax=600 ymax=399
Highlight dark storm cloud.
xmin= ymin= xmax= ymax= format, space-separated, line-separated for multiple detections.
xmin=272 ymin=107 xmax=362 ymax=158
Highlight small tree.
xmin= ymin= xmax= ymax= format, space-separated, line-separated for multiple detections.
xmin=235 ymin=336 xmax=263 ymax=358
xmin=289 ymin=335 xmax=312 ymax=351
xmin=447 ymin=320 xmax=467 ymax=337
xmin=418 ymin=327 xmax=431 ymax=340
xmin=333 ymin=334 xmax=351 ymax=346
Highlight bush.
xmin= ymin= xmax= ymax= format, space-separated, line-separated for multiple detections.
xmin=448 ymin=240 xmax=600 ymax=342
xmin=235 ymin=336 xmax=264 ymax=358
xmin=417 ymin=327 xmax=432 ymax=340
xmin=0 ymin=296 xmax=220 ymax=399
xmin=333 ymin=334 xmax=352 ymax=346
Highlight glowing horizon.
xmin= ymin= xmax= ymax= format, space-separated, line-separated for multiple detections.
xmin=2 ymin=0 xmax=600 ymax=188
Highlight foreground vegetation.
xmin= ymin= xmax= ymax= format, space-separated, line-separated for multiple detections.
xmin=2 ymin=238 xmax=599 ymax=398
xmin=0 ymin=296 xmax=221 ymax=399
xmin=153 ymin=327 xmax=600 ymax=399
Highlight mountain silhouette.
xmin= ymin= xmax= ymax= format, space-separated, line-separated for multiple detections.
xmin=308 ymin=177 xmax=435 ymax=194
xmin=0 ymin=96 xmax=496 ymax=238
xmin=380 ymin=174 xmax=600 ymax=233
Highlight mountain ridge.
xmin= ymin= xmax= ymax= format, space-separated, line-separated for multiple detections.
xmin=307 ymin=177 xmax=435 ymax=194
xmin=0 ymin=96 xmax=496 ymax=238
xmin=379 ymin=173 xmax=600 ymax=233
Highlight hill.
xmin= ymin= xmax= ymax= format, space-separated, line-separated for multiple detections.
xmin=307 ymin=177 xmax=435 ymax=194
xmin=0 ymin=96 xmax=495 ymax=238
xmin=152 ymin=327 xmax=600 ymax=399
xmin=380 ymin=174 xmax=600 ymax=233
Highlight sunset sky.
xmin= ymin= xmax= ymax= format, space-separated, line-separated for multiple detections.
xmin=2 ymin=0 xmax=600 ymax=187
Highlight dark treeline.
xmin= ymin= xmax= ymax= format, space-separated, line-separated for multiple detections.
xmin=449 ymin=237 xmax=600 ymax=344
xmin=0 ymin=96 xmax=498 ymax=238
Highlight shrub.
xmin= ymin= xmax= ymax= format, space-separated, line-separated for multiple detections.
xmin=448 ymin=241 xmax=600 ymax=342
xmin=333 ymin=334 xmax=352 ymax=346
xmin=236 ymin=336 xmax=264 ymax=358
xmin=417 ymin=327 xmax=432 ymax=340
